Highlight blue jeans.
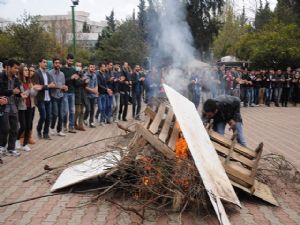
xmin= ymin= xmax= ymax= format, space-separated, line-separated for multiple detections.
xmin=97 ymin=95 xmax=109 ymax=123
xmin=213 ymin=121 xmax=246 ymax=146
xmin=51 ymin=97 xmax=63 ymax=132
xmin=63 ymin=93 xmax=75 ymax=128
xmin=248 ymin=87 xmax=254 ymax=105
xmin=253 ymin=87 xmax=260 ymax=105
xmin=106 ymin=95 xmax=113 ymax=122
xmin=37 ymin=101 xmax=51 ymax=135
xmin=265 ymin=88 xmax=273 ymax=105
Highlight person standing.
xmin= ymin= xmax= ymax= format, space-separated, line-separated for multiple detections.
xmin=131 ymin=65 xmax=145 ymax=120
xmin=0 ymin=59 xmax=22 ymax=156
xmin=112 ymin=64 xmax=121 ymax=122
xmin=292 ymin=71 xmax=300 ymax=106
xmin=105 ymin=62 xmax=114 ymax=124
xmin=265 ymin=69 xmax=275 ymax=107
xmin=83 ymin=63 xmax=98 ymax=128
xmin=74 ymin=61 xmax=88 ymax=131
xmin=187 ymin=72 xmax=201 ymax=109
xmin=257 ymin=70 xmax=266 ymax=105
xmin=281 ymin=67 xmax=293 ymax=107
xmin=96 ymin=63 xmax=112 ymax=126
xmin=49 ymin=57 xmax=68 ymax=137
xmin=15 ymin=65 xmax=41 ymax=151
xmin=240 ymin=69 xmax=251 ymax=107
xmin=118 ymin=72 xmax=130 ymax=121
xmin=35 ymin=57 xmax=56 ymax=140
xmin=273 ymin=70 xmax=284 ymax=107
xmin=28 ymin=65 xmax=37 ymax=144
xmin=61 ymin=54 xmax=77 ymax=133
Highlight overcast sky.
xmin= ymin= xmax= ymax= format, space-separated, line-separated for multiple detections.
xmin=0 ymin=0 xmax=277 ymax=22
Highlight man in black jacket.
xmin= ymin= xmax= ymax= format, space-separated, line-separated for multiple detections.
xmin=34 ymin=57 xmax=56 ymax=140
xmin=0 ymin=59 xmax=22 ymax=156
xmin=202 ymin=95 xmax=246 ymax=146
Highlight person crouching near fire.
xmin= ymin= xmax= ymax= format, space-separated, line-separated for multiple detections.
xmin=202 ymin=95 xmax=246 ymax=146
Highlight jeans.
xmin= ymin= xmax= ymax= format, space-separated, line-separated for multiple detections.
xmin=132 ymin=92 xmax=142 ymax=118
xmin=241 ymin=86 xmax=248 ymax=106
xmin=119 ymin=92 xmax=128 ymax=120
xmin=18 ymin=109 xmax=33 ymax=146
xmin=259 ymin=88 xmax=265 ymax=105
xmin=265 ymin=88 xmax=273 ymax=106
xmin=0 ymin=113 xmax=19 ymax=150
xmin=84 ymin=97 xmax=96 ymax=124
xmin=213 ymin=121 xmax=246 ymax=146
xmin=273 ymin=87 xmax=282 ymax=105
xmin=253 ymin=87 xmax=260 ymax=105
xmin=112 ymin=93 xmax=120 ymax=121
xmin=97 ymin=95 xmax=109 ymax=123
xmin=63 ymin=93 xmax=75 ymax=129
xmin=37 ymin=101 xmax=51 ymax=135
xmin=51 ymin=97 xmax=63 ymax=132
xmin=248 ymin=87 xmax=254 ymax=105
xmin=106 ymin=95 xmax=113 ymax=122
xmin=75 ymin=104 xmax=84 ymax=127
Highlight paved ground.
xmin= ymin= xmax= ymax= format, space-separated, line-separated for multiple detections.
xmin=0 ymin=105 xmax=299 ymax=225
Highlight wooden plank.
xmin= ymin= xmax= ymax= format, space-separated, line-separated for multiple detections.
xmin=213 ymin=142 xmax=255 ymax=168
xmin=136 ymin=124 xmax=176 ymax=160
xmin=231 ymin=180 xmax=279 ymax=206
xmin=223 ymin=163 xmax=254 ymax=187
xmin=251 ymin=143 xmax=263 ymax=178
xmin=210 ymin=131 xmax=256 ymax=159
xmin=164 ymin=84 xmax=240 ymax=225
xmin=149 ymin=103 xmax=166 ymax=134
xmin=168 ymin=124 xmax=179 ymax=150
xmin=159 ymin=109 xmax=174 ymax=143
xmin=144 ymin=106 xmax=156 ymax=120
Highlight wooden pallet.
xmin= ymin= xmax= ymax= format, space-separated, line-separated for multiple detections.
xmin=139 ymin=103 xmax=277 ymax=206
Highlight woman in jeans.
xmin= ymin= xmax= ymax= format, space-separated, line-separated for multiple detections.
xmin=16 ymin=65 xmax=41 ymax=151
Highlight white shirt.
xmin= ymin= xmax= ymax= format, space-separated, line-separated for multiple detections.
xmin=41 ymin=69 xmax=51 ymax=101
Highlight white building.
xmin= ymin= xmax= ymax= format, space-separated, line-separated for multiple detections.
xmin=38 ymin=11 xmax=106 ymax=47
xmin=0 ymin=17 xmax=12 ymax=32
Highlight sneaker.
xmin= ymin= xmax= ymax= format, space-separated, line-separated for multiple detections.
xmin=100 ymin=122 xmax=105 ymax=127
xmin=43 ymin=134 xmax=52 ymax=140
xmin=135 ymin=116 xmax=141 ymax=121
xmin=57 ymin=131 xmax=66 ymax=137
xmin=0 ymin=146 xmax=7 ymax=155
xmin=89 ymin=123 xmax=96 ymax=128
xmin=122 ymin=118 xmax=128 ymax=122
xmin=7 ymin=149 xmax=21 ymax=157
xmin=68 ymin=128 xmax=77 ymax=133
xmin=50 ymin=129 xmax=57 ymax=136
xmin=15 ymin=140 xmax=22 ymax=150
xmin=83 ymin=120 xmax=88 ymax=126
xmin=22 ymin=145 xmax=31 ymax=152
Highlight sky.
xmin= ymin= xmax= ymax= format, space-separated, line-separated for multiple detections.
xmin=0 ymin=0 xmax=277 ymax=22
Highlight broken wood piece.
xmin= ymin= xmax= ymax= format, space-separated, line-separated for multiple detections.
xmin=149 ymin=103 xmax=167 ymax=134
xmin=136 ymin=124 xmax=176 ymax=160
xmin=159 ymin=109 xmax=175 ymax=143
xmin=117 ymin=123 xmax=134 ymax=133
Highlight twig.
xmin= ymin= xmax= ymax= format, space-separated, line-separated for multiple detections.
xmin=43 ymin=134 xmax=126 ymax=160
xmin=0 ymin=193 xmax=62 ymax=208
xmin=106 ymin=199 xmax=145 ymax=220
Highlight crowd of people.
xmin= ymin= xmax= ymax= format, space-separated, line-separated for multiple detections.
xmin=188 ymin=66 xmax=300 ymax=109
xmin=0 ymin=54 xmax=299 ymax=157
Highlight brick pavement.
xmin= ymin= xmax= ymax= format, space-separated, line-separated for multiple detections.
xmin=0 ymin=106 xmax=299 ymax=225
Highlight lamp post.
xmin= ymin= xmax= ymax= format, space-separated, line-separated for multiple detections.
xmin=71 ymin=0 xmax=79 ymax=60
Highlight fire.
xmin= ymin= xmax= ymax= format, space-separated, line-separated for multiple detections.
xmin=174 ymin=124 xmax=192 ymax=190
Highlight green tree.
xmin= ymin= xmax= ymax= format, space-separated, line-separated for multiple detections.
xmin=94 ymin=19 xmax=147 ymax=66
xmin=234 ymin=22 xmax=300 ymax=68
xmin=138 ymin=0 xmax=147 ymax=38
xmin=82 ymin=22 xmax=90 ymax=33
xmin=254 ymin=1 xmax=273 ymax=30
xmin=185 ymin=0 xmax=225 ymax=57
xmin=274 ymin=0 xmax=298 ymax=24
xmin=213 ymin=5 xmax=247 ymax=58
xmin=4 ymin=13 xmax=59 ymax=64
xmin=106 ymin=10 xmax=116 ymax=33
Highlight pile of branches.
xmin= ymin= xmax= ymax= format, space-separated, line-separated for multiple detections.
xmin=89 ymin=143 xmax=210 ymax=219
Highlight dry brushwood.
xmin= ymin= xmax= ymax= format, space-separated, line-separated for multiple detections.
xmin=257 ymin=153 xmax=300 ymax=193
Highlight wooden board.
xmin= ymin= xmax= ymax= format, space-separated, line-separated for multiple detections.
xmin=51 ymin=151 xmax=121 ymax=192
xmin=149 ymin=103 xmax=166 ymax=134
xmin=136 ymin=124 xmax=176 ymax=160
xmin=159 ymin=109 xmax=174 ymax=143
xmin=231 ymin=180 xmax=279 ymax=206
xmin=164 ymin=84 xmax=240 ymax=225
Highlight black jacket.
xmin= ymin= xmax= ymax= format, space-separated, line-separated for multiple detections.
xmin=97 ymin=71 xmax=108 ymax=95
xmin=209 ymin=95 xmax=242 ymax=123
xmin=34 ymin=68 xmax=54 ymax=103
